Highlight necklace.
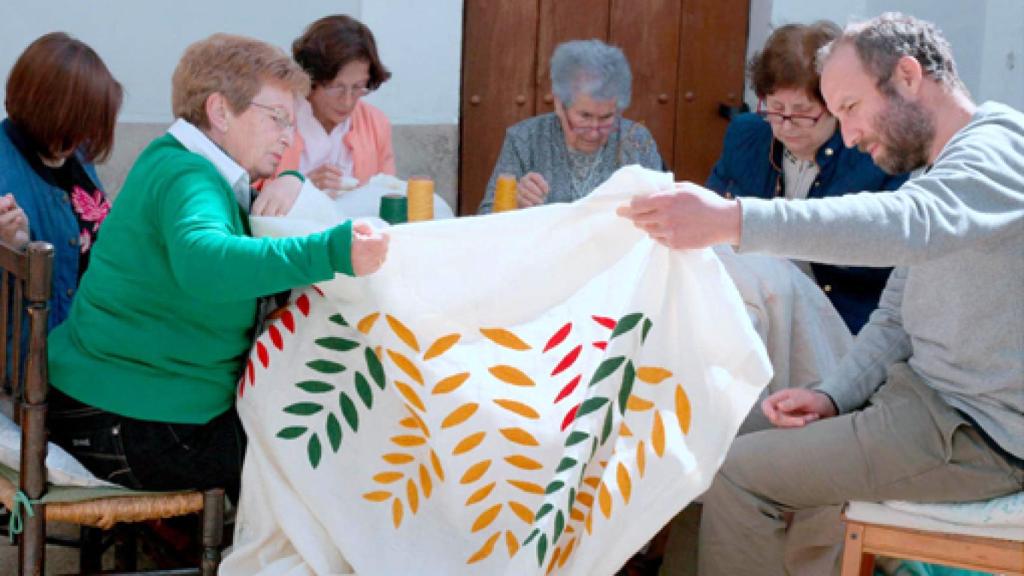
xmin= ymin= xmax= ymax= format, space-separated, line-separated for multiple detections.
xmin=566 ymin=148 xmax=604 ymax=200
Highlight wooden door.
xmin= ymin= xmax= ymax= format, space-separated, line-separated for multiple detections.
xmin=460 ymin=0 xmax=749 ymax=215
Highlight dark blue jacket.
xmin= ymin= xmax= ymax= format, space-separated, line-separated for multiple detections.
xmin=0 ymin=119 xmax=104 ymax=330
xmin=706 ymin=113 xmax=908 ymax=333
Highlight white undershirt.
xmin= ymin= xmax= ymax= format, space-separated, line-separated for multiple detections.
xmin=296 ymin=98 xmax=354 ymax=177
xmin=781 ymin=147 xmax=819 ymax=200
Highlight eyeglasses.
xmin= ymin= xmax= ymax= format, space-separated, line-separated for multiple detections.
xmin=320 ymin=82 xmax=372 ymax=99
xmin=249 ymin=102 xmax=295 ymax=133
xmin=756 ymin=101 xmax=827 ymax=129
xmin=566 ymin=111 xmax=618 ymax=135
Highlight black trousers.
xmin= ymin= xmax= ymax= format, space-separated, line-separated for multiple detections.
xmin=47 ymin=388 xmax=245 ymax=503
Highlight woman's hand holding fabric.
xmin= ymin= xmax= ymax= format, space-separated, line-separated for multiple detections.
xmin=308 ymin=164 xmax=344 ymax=197
xmin=0 ymin=194 xmax=29 ymax=247
xmin=350 ymin=221 xmax=389 ymax=276
xmin=517 ymin=172 xmax=550 ymax=207
xmin=252 ymin=177 xmax=302 ymax=217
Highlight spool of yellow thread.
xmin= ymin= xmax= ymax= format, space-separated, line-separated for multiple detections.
xmin=406 ymin=176 xmax=434 ymax=222
xmin=493 ymin=173 xmax=517 ymax=212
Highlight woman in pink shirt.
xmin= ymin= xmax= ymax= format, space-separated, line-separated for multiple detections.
xmin=254 ymin=15 xmax=394 ymax=215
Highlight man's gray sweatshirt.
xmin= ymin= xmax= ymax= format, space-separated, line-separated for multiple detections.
xmin=739 ymin=101 xmax=1023 ymax=460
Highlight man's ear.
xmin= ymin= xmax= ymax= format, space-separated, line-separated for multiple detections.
xmin=205 ymin=92 xmax=230 ymax=133
xmin=891 ymin=55 xmax=924 ymax=98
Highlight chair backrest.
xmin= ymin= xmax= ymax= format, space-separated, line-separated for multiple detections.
xmin=0 ymin=240 xmax=53 ymax=571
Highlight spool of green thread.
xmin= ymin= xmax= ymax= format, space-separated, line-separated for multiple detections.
xmin=379 ymin=194 xmax=408 ymax=225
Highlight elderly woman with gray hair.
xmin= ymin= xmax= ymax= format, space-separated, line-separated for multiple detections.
xmin=477 ymin=39 xmax=663 ymax=213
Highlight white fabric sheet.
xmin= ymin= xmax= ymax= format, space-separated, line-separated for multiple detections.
xmin=224 ymin=166 xmax=772 ymax=575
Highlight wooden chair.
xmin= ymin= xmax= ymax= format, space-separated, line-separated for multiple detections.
xmin=841 ymin=497 xmax=1024 ymax=576
xmin=0 ymin=240 xmax=225 ymax=575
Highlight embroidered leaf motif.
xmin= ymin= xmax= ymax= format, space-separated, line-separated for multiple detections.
xmin=357 ymin=312 xmax=380 ymax=334
xmin=508 ymin=501 xmax=535 ymax=524
xmin=627 ymin=395 xmax=655 ymax=411
xmin=554 ymin=374 xmax=582 ymax=403
xmin=618 ymin=361 xmax=636 ymax=415
xmin=339 ymin=392 xmax=359 ymax=431
xmin=598 ymin=482 xmax=612 ymax=518
xmin=499 ymin=427 xmax=539 ymax=446
xmin=589 ymin=356 xmax=625 ymax=387
xmin=554 ymin=509 xmax=566 ymax=543
xmin=592 ymin=315 xmax=616 ymax=330
xmin=493 ymin=399 xmax=540 ymax=419
xmin=676 ymin=384 xmax=692 ymax=434
xmin=641 ymin=317 xmax=653 ymax=343
xmin=523 ymin=528 xmax=540 ymax=546
xmin=308 ymin=434 xmax=322 ymax=469
xmin=564 ymin=431 xmax=589 ymax=447
xmin=386 ymin=314 xmax=420 ymax=351
xmin=507 ymin=479 xmax=544 ymax=495
xmin=284 ymin=402 xmax=323 ymax=416
xmin=610 ymin=312 xmax=643 ymax=339
xmin=472 ymin=503 xmax=502 ymax=532
xmin=442 ymin=403 xmax=479 ymax=428
xmin=617 ymin=462 xmax=632 ymax=503
xmin=555 ymin=457 xmax=577 ymax=473
xmin=419 ymin=464 xmax=433 ymax=497
xmin=551 ymin=345 xmax=582 ymax=377
xmin=505 ymin=530 xmax=520 ymax=557
xmin=543 ymin=322 xmax=572 ymax=352
xmin=545 ymin=480 xmax=564 ymax=494
xmin=326 ymin=412 xmax=342 ymax=452
xmin=315 ymin=336 xmax=360 ymax=352
xmin=306 ymin=359 xmax=345 ymax=374
xmin=561 ymin=404 xmax=580 ymax=431
xmin=505 ymin=454 xmax=543 ymax=470
xmin=387 ymin=349 xmax=424 ymax=385
xmin=489 ymin=365 xmax=535 ymax=387
xmin=365 ymin=348 xmax=385 ymax=389
xmin=425 ymin=333 xmax=460 ymax=360
xmin=383 ymin=453 xmax=414 ymax=465
xmin=575 ymin=396 xmax=609 ymax=418
xmin=391 ymin=435 xmax=426 ymax=447
xmin=374 ymin=471 xmax=403 ymax=484
xmin=328 ymin=313 xmax=348 ymax=326
xmin=432 ymin=372 xmax=470 ymax=395
xmin=534 ymin=503 xmax=553 ymax=521
xmin=637 ymin=440 xmax=647 ymax=477
xmin=636 ymin=366 xmax=673 ymax=384
xmin=537 ymin=533 xmax=549 ymax=566
xmin=652 ymin=411 xmax=666 ymax=456
xmin=465 ymin=481 xmax=496 ymax=505
xmin=601 ymin=404 xmax=614 ymax=443
xmin=430 ymin=449 xmax=445 ymax=481
xmin=354 ymin=372 xmax=373 ymax=408
xmin=395 ymin=381 xmax=426 ymax=412
xmin=296 ymin=380 xmax=334 ymax=394
xmin=467 ymin=530 xmax=501 ymax=564
xmin=392 ymin=497 xmax=403 ymax=528
xmin=460 ymin=460 xmax=492 ymax=484
xmin=407 ymin=479 xmax=419 ymax=513
xmin=363 ymin=491 xmax=391 ymax=502
xmin=276 ymin=426 xmax=306 ymax=439
xmin=454 ymin=431 xmax=487 ymax=455
xmin=480 ymin=328 xmax=531 ymax=351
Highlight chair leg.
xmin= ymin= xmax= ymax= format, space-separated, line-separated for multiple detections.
xmin=201 ymin=488 xmax=225 ymax=576
xmin=19 ymin=508 xmax=46 ymax=576
xmin=80 ymin=526 xmax=104 ymax=572
xmin=113 ymin=524 xmax=138 ymax=570
xmin=841 ymin=522 xmax=875 ymax=576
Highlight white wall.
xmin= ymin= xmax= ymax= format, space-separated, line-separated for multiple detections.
xmin=0 ymin=0 xmax=463 ymax=125
xmin=747 ymin=0 xmax=1024 ymax=110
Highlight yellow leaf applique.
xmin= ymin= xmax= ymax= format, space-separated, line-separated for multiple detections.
xmin=676 ymin=384 xmax=692 ymax=434
xmin=442 ymin=403 xmax=479 ymax=429
xmin=424 ymin=333 xmax=460 ymax=360
xmin=479 ymin=328 xmax=531 ymax=350
xmin=466 ymin=530 xmax=501 ymax=564
xmin=493 ymin=399 xmax=540 ymax=419
xmin=489 ymin=365 xmax=535 ymax=387
xmin=460 ymin=459 xmax=492 ymax=484
xmin=432 ymin=372 xmax=470 ymax=395
xmin=386 ymin=314 xmax=420 ymax=351
xmin=636 ymin=366 xmax=673 ymax=384
xmin=357 ymin=312 xmax=380 ymax=334
xmin=387 ymin=350 xmax=424 ymax=385
xmin=499 ymin=427 xmax=539 ymax=446
xmin=453 ymin=431 xmax=486 ymax=455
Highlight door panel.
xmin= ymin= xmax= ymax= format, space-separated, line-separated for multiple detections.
xmin=459 ymin=1 xmax=539 ymax=215
xmin=673 ymin=0 xmax=749 ymax=182
xmin=610 ymin=0 xmax=681 ymax=167
xmin=534 ymin=0 xmax=610 ymax=114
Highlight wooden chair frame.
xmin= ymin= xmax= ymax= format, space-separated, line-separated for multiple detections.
xmin=841 ymin=509 xmax=1024 ymax=576
xmin=0 ymin=240 xmax=225 ymax=575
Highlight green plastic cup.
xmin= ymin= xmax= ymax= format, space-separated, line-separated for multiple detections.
xmin=379 ymin=194 xmax=408 ymax=225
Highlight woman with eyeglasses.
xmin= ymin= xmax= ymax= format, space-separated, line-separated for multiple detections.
xmin=477 ymin=39 xmax=663 ymax=214
xmin=706 ymin=21 xmax=908 ymax=334
xmin=254 ymin=15 xmax=394 ymax=216
xmin=46 ymin=34 xmax=389 ymax=501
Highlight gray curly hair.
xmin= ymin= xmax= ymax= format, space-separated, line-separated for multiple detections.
xmin=818 ymin=12 xmax=965 ymax=93
xmin=550 ymin=39 xmax=632 ymax=111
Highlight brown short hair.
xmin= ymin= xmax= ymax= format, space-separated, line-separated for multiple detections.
xmin=749 ymin=21 xmax=841 ymax=104
xmin=172 ymin=33 xmax=310 ymax=129
xmin=292 ymin=15 xmax=391 ymax=89
xmin=5 ymin=32 xmax=123 ymax=162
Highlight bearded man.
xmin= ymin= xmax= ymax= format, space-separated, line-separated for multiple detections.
xmin=619 ymin=12 xmax=1024 ymax=576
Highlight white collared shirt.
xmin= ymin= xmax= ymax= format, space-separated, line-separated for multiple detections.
xmin=166 ymin=118 xmax=252 ymax=213
xmin=295 ymin=98 xmax=354 ymax=177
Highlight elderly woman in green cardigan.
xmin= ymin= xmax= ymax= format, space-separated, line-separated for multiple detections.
xmin=45 ymin=34 xmax=389 ymax=502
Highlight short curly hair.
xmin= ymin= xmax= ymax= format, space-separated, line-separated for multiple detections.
xmin=292 ymin=15 xmax=391 ymax=90
xmin=172 ymin=33 xmax=310 ymax=129
xmin=818 ymin=12 xmax=965 ymax=92
xmin=550 ymin=39 xmax=632 ymax=111
xmin=748 ymin=21 xmax=840 ymax=104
